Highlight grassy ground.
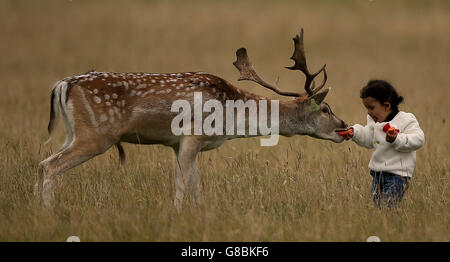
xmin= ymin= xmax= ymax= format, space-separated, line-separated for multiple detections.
xmin=0 ymin=0 xmax=449 ymax=241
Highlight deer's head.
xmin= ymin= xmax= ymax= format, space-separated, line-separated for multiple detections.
xmin=233 ymin=28 xmax=347 ymax=142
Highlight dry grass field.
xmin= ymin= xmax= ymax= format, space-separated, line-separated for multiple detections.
xmin=0 ymin=0 xmax=449 ymax=241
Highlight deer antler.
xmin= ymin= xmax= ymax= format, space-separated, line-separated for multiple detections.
xmin=286 ymin=28 xmax=327 ymax=96
xmin=233 ymin=28 xmax=327 ymax=98
xmin=233 ymin=48 xmax=301 ymax=97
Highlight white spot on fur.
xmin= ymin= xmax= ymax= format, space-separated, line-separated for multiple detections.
xmin=141 ymin=90 xmax=152 ymax=97
xmin=114 ymin=107 xmax=121 ymax=119
xmin=94 ymin=96 xmax=101 ymax=104
xmin=100 ymin=114 xmax=108 ymax=122
xmin=112 ymin=93 xmax=118 ymax=99
xmin=100 ymin=125 xmax=110 ymax=134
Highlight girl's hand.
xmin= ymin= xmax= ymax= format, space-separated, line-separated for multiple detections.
xmin=337 ymin=128 xmax=354 ymax=140
xmin=386 ymin=127 xmax=398 ymax=143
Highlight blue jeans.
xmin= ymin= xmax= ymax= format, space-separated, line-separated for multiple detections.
xmin=370 ymin=170 xmax=410 ymax=208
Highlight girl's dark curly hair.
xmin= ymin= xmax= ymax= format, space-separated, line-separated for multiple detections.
xmin=360 ymin=80 xmax=404 ymax=111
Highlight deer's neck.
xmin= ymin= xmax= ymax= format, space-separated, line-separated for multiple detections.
xmin=223 ymin=96 xmax=309 ymax=140
xmin=278 ymin=99 xmax=310 ymax=137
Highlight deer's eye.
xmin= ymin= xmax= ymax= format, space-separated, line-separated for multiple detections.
xmin=322 ymin=107 xmax=329 ymax=114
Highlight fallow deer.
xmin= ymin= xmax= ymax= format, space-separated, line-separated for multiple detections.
xmin=36 ymin=29 xmax=347 ymax=209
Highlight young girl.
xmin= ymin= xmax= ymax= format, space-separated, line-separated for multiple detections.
xmin=339 ymin=80 xmax=425 ymax=208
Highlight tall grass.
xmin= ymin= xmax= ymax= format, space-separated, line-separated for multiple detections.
xmin=0 ymin=0 xmax=449 ymax=241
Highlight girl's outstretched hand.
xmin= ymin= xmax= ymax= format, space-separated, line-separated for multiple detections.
xmin=383 ymin=123 xmax=399 ymax=143
xmin=336 ymin=128 xmax=354 ymax=140
xmin=386 ymin=127 xmax=398 ymax=143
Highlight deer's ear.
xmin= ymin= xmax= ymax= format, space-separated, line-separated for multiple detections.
xmin=307 ymin=87 xmax=330 ymax=105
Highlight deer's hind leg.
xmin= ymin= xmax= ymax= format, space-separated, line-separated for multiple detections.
xmin=36 ymin=135 xmax=114 ymax=207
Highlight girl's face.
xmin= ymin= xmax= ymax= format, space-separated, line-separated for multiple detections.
xmin=362 ymin=97 xmax=392 ymax=123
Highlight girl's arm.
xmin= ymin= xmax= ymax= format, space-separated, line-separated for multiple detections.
xmin=351 ymin=115 xmax=375 ymax=149
xmin=392 ymin=114 xmax=425 ymax=152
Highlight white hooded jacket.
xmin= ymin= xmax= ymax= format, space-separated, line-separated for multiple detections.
xmin=351 ymin=111 xmax=425 ymax=177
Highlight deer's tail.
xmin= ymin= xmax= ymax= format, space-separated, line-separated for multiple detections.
xmin=44 ymin=80 xmax=70 ymax=145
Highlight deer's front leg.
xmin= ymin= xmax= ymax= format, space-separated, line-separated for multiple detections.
xmin=174 ymin=136 xmax=201 ymax=211
xmin=189 ymin=161 xmax=202 ymax=205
